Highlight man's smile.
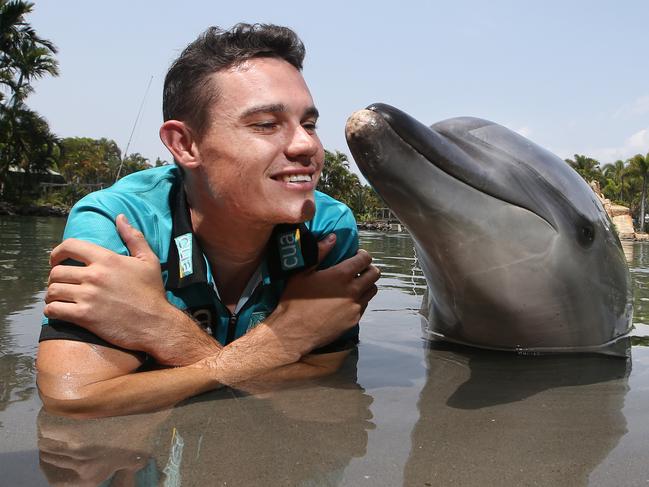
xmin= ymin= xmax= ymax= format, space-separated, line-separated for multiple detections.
xmin=270 ymin=167 xmax=318 ymax=189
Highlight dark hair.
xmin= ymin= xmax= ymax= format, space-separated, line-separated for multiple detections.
xmin=163 ymin=23 xmax=305 ymax=136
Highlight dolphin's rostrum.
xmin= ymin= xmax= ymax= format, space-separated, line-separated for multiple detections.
xmin=346 ymin=104 xmax=632 ymax=355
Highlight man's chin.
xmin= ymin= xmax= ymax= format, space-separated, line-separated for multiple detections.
xmin=280 ymin=199 xmax=316 ymax=224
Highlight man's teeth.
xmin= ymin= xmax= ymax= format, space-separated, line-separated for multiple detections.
xmin=282 ymin=174 xmax=312 ymax=183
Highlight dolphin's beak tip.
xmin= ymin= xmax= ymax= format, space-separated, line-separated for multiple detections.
xmin=345 ymin=109 xmax=382 ymax=139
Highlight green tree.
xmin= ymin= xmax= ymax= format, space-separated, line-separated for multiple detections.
xmin=119 ymin=152 xmax=151 ymax=177
xmin=0 ymin=0 xmax=59 ymax=192
xmin=601 ymin=159 xmax=628 ymax=203
xmin=58 ymin=137 xmax=122 ymax=185
xmin=629 ymin=152 xmax=649 ymax=232
xmin=317 ymin=149 xmax=383 ymax=220
xmin=154 ymin=157 xmax=170 ymax=167
xmin=565 ymin=154 xmax=602 ymax=184
xmin=318 ymin=150 xmax=362 ymax=212
xmin=0 ymin=103 xmax=59 ymax=198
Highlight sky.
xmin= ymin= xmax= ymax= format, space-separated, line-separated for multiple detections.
xmin=27 ymin=0 xmax=649 ymax=177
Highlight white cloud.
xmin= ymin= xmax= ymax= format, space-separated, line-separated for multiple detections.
xmin=590 ymin=127 xmax=649 ymax=162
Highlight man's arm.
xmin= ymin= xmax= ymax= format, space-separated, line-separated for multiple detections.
xmin=37 ymin=312 xmax=319 ymax=418
xmin=43 ymin=215 xmax=221 ymax=366
xmin=39 ymin=220 xmax=379 ymax=417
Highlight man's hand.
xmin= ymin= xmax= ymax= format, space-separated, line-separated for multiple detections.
xmin=264 ymin=236 xmax=380 ymax=357
xmin=44 ymin=214 xmax=220 ymax=365
xmin=193 ymin=235 xmax=380 ymax=386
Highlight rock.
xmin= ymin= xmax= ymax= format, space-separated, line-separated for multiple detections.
xmin=0 ymin=202 xmax=68 ymax=217
xmin=0 ymin=201 xmax=17 ymax=216
xmin=589 ymin=181 xmax=636 ymax=240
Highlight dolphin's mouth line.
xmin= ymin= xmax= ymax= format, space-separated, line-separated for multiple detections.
xmin=366 ymin=107 xmax=558 ymax=232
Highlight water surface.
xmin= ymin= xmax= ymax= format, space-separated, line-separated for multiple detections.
xmin=1 ymin=219 xmax=648 ymax=486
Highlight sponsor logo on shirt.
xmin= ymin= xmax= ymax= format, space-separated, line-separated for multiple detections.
xmin=248 ymin=311 xmax=269 ymax=330
xmin=277 ymin=228 xmax=304 ymax=271
xmin=174 ymin=233 xmax=193 ymax=278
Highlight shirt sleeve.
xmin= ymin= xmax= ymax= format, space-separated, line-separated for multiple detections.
xmin=39 ymin=192 xmax=140 ymax=349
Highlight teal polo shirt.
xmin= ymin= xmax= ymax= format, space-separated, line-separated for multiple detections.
xmin=40 ymin=164 xmax=359 ymax=355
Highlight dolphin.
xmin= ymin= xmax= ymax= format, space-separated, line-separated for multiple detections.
xmin=345 ymin=103 xmax=632 ymax=356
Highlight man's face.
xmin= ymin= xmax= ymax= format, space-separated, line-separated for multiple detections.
xmin=193 ymin=57 xmax=324 ymax=225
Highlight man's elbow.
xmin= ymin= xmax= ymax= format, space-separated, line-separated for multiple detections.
xmin=36 ymin=370 xmax=109 ymax=419
xmin=301 ymin=349 xmax=351 ymax=377
xmin=37 ymin=377 xmax=106 ymax=419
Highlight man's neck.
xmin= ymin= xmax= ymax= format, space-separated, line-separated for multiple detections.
xmin=187 ymin=191 xmax=273 ymax=312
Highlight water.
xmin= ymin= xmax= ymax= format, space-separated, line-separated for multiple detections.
xmin=1 ymin=218 xmax=648 ymax=486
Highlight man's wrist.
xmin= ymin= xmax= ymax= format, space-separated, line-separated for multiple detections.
xmin=206 ymin=322 xmax=303 ymax=386
xmin=146 ymin=305 xmax=222 ymax=366
xmin=261 ymin=308 xmax=317 ymax=358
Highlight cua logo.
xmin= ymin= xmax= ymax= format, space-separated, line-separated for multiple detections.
xmin=278 ymin=229 xmax=304 ymax=271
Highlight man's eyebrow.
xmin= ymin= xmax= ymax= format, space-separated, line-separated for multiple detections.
xmin=240 ymin=103 xmax=287 ymax=119
xmin=239 ymin=104 xmax=320 ymax=119
xmin=304 ymin=106 xmax=319 ymax=120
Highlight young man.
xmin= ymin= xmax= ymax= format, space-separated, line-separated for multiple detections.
xmin=37 ymin=24 xmax=380 ymax=418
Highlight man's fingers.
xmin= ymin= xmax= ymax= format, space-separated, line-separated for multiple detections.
xmin=45 ymin=282 xmax=78 ymax=304
xmin=43 ymin=300 xmax=82 ymax=322
xmin=50 ymin=239 xmax=110 ymax=267
xmin=338 ymin=249 xmax=373 ymax=277
xmin=359 ymin=283 xmax=379 ymax=308
xmin=116 ymin=214 xmax=157 ymax=261
xmin=48 ymin=264 xmax=85 ymax=285
xmin=316 ymin=233 xmax=337 ymax=265
xmin=355 ymin=264 xmax=381 ymax=290
xmin=358 ymin=284 xmax=379 ymax=317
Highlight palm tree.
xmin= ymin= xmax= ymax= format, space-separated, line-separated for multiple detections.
xmin=629 ymin=153 xmax=649 ymax=232
xmin=317 ymin=150 xmax=366 ymax=215
xmin=565 ymin=154 xmax=602 ymax=184
xmin=7 ymin=37 xmax=58 ymax=106
xmin=0 ymin=0 xmax=58 ymax=192
xmin=602 ymin=159 xmax=628 ymax=203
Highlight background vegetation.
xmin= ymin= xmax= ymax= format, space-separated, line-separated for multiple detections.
xmin=1 ymin=1 xmax=648 ymax=227
xmin=566 ymin=152 xmax=649 ymax=231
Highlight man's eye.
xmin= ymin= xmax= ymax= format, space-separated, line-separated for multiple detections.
xmin=252 ymin=122 xmax=277 ymax=131
xmin=302 ymin=122 xmax=318 ymax=133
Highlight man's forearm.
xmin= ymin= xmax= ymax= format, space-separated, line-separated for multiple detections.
xmin=233 ymin=350 xmax=351 ymax=394
xmin=39 ymin=364 xmax=221 ymax=419
xmin=39 ymin=321 xmax=303 ymax=418
xmin=145 ymin=306 xmax=223 ymax=366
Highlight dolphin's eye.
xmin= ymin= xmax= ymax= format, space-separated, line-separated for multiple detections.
xmin=578 ymin=224 xmax=595 ymax=246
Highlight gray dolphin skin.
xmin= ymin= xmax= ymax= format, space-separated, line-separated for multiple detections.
xmin=345 ymin=104 xmax=633 ymax=356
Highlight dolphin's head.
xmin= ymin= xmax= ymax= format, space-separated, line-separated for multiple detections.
xmin=346 ymin=104 xmax=632 ymax=352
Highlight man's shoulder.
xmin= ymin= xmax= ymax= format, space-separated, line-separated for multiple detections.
xmin=63 ymin=165 xmax=180 ymax=248
xmin=70 ymin=166 xmax=179 ymax=219
xmin=310 ymin=192 xmax=358 ymax=267
xmin=312 ymin=191 xmax=356 ymax=231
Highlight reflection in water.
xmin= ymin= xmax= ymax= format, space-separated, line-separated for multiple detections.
xmin=38 ymin=351 xmax=373 ymax=486
xmin=38 ymin=409 xmax=166 ymax=486
xmin=621 ymin=240 xmax=634 ymax=264
xmin=2 ymin=223 xmax=649 ymax=485
xmin=0 ymin=217 xmax=64 ymax=414
xmin=359 ymin=231 xmax=426 ymax=296
xmin=405 ymin=343 xmax=631 ymax=486
xmin=0 ymin=217 xmax=64 ymax=320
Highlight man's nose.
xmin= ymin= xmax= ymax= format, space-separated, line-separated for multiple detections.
xmin=285 ymin=125 xmax=320 ymax=163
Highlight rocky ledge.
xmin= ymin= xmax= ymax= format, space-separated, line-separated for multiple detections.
xmin=589 ymin=182 xmax=636 ymax=240
xmin=0 ymin=201 xmax=68 ymax=217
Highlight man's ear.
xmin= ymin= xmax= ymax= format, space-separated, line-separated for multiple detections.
xmin=159 ymin=120 xmax=200 ymax=170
